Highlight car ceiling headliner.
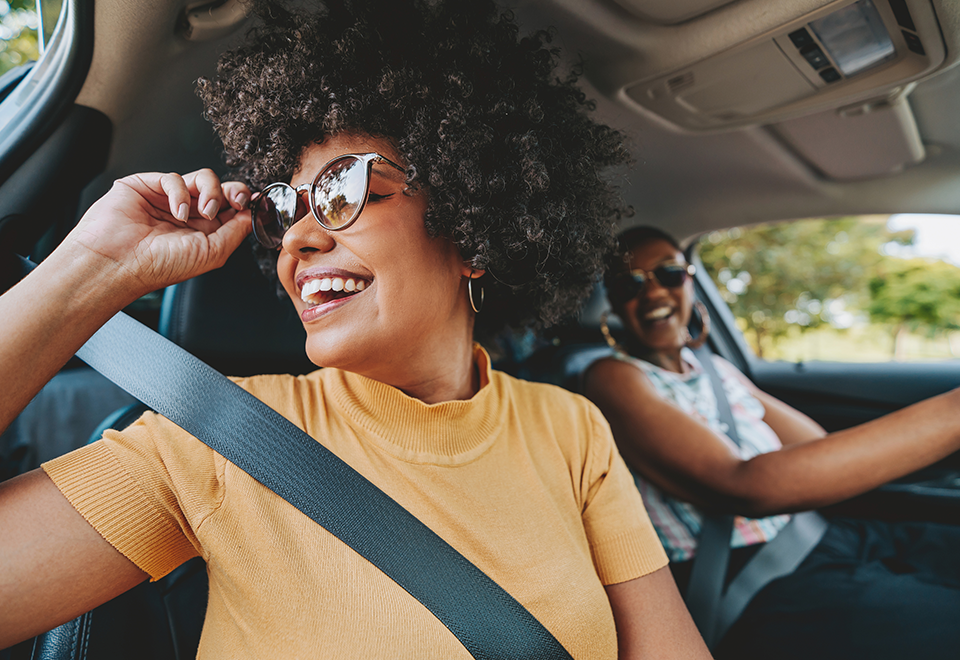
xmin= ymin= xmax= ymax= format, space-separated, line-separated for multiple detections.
xmin=72 ymin=0 xmax=960 ymax=242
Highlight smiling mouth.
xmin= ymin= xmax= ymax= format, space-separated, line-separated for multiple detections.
xmin=643 ymin=306 xmax=674 ymax=322
xmin=299 ymin=276 xmax=369 ymax=307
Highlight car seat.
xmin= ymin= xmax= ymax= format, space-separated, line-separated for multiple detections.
xmin=4 ymin=244 xmax=314 ymax=660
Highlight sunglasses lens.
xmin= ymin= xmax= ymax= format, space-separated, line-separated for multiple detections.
xmin=655 ymin=265 xmax=689 ymax=288
xmin=253 ymin=185 xmax=301 ymax=248
xmin=313 ymin=156 xmax=367 ymax=229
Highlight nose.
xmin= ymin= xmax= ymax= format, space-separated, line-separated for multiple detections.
xmin=281 ymin=192 xmax=336 ymax=257
xmin=639 ymin=271 xmax=670 ymax=301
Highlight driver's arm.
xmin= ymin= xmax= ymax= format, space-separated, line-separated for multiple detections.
xmin=584 ymin=355 xmax=960 ymax=517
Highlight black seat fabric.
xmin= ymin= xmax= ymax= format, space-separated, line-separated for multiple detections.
xmin=159 ymin=243 xmax=315 ymax=376
xmin=523 ymin=281 xmax=619 ymax=390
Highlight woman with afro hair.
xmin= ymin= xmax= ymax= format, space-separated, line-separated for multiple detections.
xmin=0 ymin=1 xmax=710 ymax=657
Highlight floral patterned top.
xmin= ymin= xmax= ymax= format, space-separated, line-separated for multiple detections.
xmin=615 ymin=348 xmax=791 ymax=562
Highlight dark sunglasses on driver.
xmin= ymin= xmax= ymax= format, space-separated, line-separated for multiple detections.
xmin=607 ymin=263 xmax=696 ymax=304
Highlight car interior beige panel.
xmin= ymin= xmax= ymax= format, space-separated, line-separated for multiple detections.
xmin=74 ymin=0 xmax=192 ymax=122
xmin=181 ymin=0 xmax=250 ymax=42
xmin=531 ymin=0 xmax=833 ymax=93
xmin=774 ymin=95 xmax=924 ymax=179
xmin=59 ymin=0 xmax=960 ymax=239
xmin=628 ymin=41 xmax=815 ymax=125
xmin=617 ymin=0 xmax=946 ymax=131
xmin=607 ymin=0 xmax=739 ymax=24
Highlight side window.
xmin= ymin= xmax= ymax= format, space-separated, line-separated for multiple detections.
xmin=0 ymin=1 xmax=39 ymax=77
xmin=697 ymin=215 xmax=960 ymax=362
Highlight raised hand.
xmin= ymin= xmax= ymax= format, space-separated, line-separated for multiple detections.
xmin=67 ymin=168 xmax=252 ymax=299
xmin=0 ymin=168 xmax=254 ymax=440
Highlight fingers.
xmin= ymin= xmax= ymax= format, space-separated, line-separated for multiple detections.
xmin=158 ymin=173 xmax=192 ymax=222
xmin=209 ymin=208 xmax=254 ymax=262
xmin=127 ymin=170 xmax=252 ymax=225
xmin=222 ymin=181 xmax=252 ymax=212
xmin=183 ymin=168 xmax=223 ymax=221
xmin=181 ymin=170 xmax=252 ymax=220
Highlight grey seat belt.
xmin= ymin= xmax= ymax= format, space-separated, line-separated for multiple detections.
xmin=688 ymin=344 xmax=828 ymax=648
xmin=19 ymin=256 xmax=573 ymax=660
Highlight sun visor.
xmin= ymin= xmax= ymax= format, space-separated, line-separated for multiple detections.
xmin=632 ymin=41 xmax=816 ymax=124
xmin=774 ymin=94 xmax=924 ymax=180
xmin=608 ymin=0 xmax=738 ymax=25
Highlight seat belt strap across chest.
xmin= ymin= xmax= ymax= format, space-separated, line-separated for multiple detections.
xmin=16 ymin=256 xmax=571 ymax=660
xmin=688 ymin=344 xmax=828 ymax=648
xmin=685 ymin=345 xmax=737 ymax=648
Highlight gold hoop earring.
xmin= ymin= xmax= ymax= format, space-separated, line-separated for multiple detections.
xmin=685 ymin=301 xmax=711 ymax=349
xmin=468 ymin=276 xmax=484 ymax=314
xmin=599 ymin=312 xmax=622 ymax=352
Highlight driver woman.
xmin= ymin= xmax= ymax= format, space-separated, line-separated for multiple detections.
xmin=585 ymin=225 xmax=960 ymax=660
xmin=0 ymin=2 xmax=710 ymax=657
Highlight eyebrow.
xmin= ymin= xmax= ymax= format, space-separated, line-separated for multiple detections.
xmin=371 ymin=163 xmax=406 ymax=184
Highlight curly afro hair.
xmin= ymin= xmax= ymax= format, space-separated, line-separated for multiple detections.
xmin=198 ymin=0 xmax=630 ymax=334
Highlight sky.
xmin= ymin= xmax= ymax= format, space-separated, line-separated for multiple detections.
xmin=885 ymin=214 xmax=960 ymax=266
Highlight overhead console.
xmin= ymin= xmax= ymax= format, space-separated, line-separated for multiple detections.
xmin=621 ymin=0 xmax=944 ymax=132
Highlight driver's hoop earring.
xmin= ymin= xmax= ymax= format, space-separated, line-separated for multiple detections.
xmin=468 ymin=276 xmax=484 ymax=314
xmin=599 ymin=312 xmax=623 ymax=352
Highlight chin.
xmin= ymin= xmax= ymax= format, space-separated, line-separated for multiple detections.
xmin=303 ymin=329 xmax=362 ymax=371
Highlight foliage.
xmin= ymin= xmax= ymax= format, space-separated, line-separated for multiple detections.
xmin=0 ymin=0 xmax=39 ymax=77
xmin=697 ymin=217 xmax=914 ymax=357
xmin=867 ymin=257 xmax=960 ymax=358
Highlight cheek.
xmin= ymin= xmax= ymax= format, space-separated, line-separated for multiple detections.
xmin=276 ymin=251 xmax=298 ymax=299
xmin=620 ymin=300 xmax=639 ymax=322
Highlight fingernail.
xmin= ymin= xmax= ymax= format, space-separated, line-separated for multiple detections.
xmin=235 ymin=192 xmax=250 ymax=209
xmin=177 ymin=203 xmax=189 ymax=221
xmin=203 ymin=199 xmax=220 ymax=219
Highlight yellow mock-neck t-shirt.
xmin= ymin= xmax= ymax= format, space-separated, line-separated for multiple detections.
xmin=43 ymin=346 xmax=667 ymax=659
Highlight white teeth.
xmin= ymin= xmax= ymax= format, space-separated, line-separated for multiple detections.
xmin=299 ymin=276 xmax=369 ymax=303
xmin=645 ymin=307 xmax=672 ymax=320
xmin=302 ymin=279 xmax=323 ymax=296
xmin=300 ymin=279 xmax=322 ymax=302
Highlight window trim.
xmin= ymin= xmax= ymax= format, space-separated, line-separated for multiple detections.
xmin=0 ymin=0 xmax=94 ymax=186
xmin=688 ymin=241 xmax=760 ymax=378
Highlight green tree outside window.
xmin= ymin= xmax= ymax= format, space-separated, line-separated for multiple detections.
xmin=697 ymin=216 xmax=960 ymax=362
xmin=0 ymin=0 xmax=39 ymax=77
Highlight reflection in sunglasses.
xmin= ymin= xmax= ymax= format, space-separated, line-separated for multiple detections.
xmin=251 ymin=152 xmax=405 ymax=248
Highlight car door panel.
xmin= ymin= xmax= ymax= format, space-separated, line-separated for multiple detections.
xmin=750 ymin=359 xmax=960 ymax=432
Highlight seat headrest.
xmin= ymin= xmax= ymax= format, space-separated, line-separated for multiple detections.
xmin=159 ymin=244 xmax=316 ymax=376
xmin=576 ymin=281 xmax=619 ymax=333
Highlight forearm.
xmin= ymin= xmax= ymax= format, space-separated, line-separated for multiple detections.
xmin=0 ymin=243 xmax=141 ymax=434
xmin=606 ymin=568 xmax=711 ymax=659
xmin=0 ymin=470 xmax=147 ymax=649
xmin=729 ymin=387 xmax=960 ymax=515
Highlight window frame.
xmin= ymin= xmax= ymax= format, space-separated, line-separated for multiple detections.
xmin=0 ymin=0 xmax=93 ymax=187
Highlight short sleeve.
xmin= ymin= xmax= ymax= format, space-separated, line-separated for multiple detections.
xmin=580 ymin=407 xmax=669 ymax=585
xmin=42 ymin=411 xmax=225 ymax=580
